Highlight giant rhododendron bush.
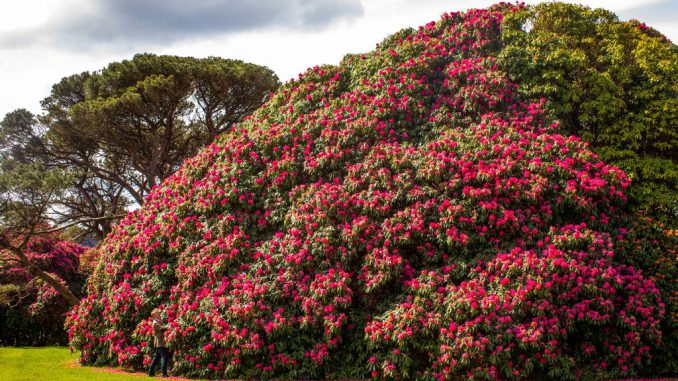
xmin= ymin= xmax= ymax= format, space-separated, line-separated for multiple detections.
xmin=67 ymin=4 xmax=677 ymax=380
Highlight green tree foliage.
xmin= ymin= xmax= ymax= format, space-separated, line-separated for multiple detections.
xmin=1 ymin=54 xmax=280 ymax=242
xmin=0 ymin=109 xmax=46 ymax=166
xmin=498 ymin=2 xmax=678 ymax=225
xmin=43 ymin=54 xmax=280 ymax=205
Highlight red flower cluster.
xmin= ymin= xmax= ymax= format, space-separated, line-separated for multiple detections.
xmin=66 ymin=4 xmax=676 ymax=380
xmin=366 ymin=225 xmax=663 ymax=379
xmin=1 ymin=235 xmax=86 ymax=345
xmin=2 ymin=236 xmax=83 ymax=312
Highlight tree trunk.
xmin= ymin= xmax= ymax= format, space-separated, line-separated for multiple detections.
xmin=24 ymin=262 xmax=80 ymax=306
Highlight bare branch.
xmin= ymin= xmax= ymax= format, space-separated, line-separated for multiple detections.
xmin=34 ymin=214 xmax=127 ymax=235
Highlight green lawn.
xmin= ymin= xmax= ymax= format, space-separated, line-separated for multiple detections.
xmin=0 ymin=347 xmax=675 ymax=381
xmin=0 ymin=346 xmax=186 ymax=381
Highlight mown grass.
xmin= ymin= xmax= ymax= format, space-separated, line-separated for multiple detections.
xmin=0 ymin=346 xmax=194 ymax=381
xmin=0 ymin=346 xmax=675 ymax=381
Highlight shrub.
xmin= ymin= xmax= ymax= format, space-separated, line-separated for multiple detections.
xmin=0 ymin=236 xmax=86 ymax=345
xmin=67 ymin=3 xmax=676 ymax=379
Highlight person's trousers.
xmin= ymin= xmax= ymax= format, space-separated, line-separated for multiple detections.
xmin=148 ymin=347 xmax=168 ymax=377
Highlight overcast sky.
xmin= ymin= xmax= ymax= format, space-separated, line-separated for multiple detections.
xmin=0 ymin=0 xmax=676 ymax=117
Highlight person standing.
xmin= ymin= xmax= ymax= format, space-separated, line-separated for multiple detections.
xmin=147 ymin=308 xmax=169 ymax=377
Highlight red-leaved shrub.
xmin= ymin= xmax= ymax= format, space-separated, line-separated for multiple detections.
xmin=0 ymin=235 xmax=86 ymax=345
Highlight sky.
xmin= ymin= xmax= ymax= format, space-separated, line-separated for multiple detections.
xmin=0 ymin=0 xmax=676 ymax=118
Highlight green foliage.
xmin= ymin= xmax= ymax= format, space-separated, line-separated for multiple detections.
xmin=0 ymin=161 xmax=71 ymax=232
xmin=498 ymin=2 xmax=678 ymax=225
xmin=0 ymin=109 xmax=46 ymax=166
xmin=0 ymin=283 xmax=20 ymax=306
xmin=39 ymin=54 xmax=280 ymax=237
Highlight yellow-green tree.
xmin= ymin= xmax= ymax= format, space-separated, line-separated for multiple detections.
xmin=499 ymin=2 xmax=678 ymax=225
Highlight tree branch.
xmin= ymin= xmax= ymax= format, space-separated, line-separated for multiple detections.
xmin=34 ymin=214 xmax=128 ymax=235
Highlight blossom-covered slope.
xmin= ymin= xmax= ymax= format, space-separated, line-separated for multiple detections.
xmin=67 ymin=4 xmax=677 ymax=380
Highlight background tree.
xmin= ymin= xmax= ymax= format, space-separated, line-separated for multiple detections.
xmin=1 ymin=109 xmax=125 ymax=242
xmin=43 ymin=54 xmax=279 ymax=205
xmin=498 ymin=2 xmax=678 ymax=225
xmin=0 ymin=112 xmax=121 ymax=306
xmin=0 ymin=109 xmax=46 ymax=165
xmin=0 ymin=161 xmax=80 ymax=306
xmin=1 ymin=54 xmax=279 ymax=243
